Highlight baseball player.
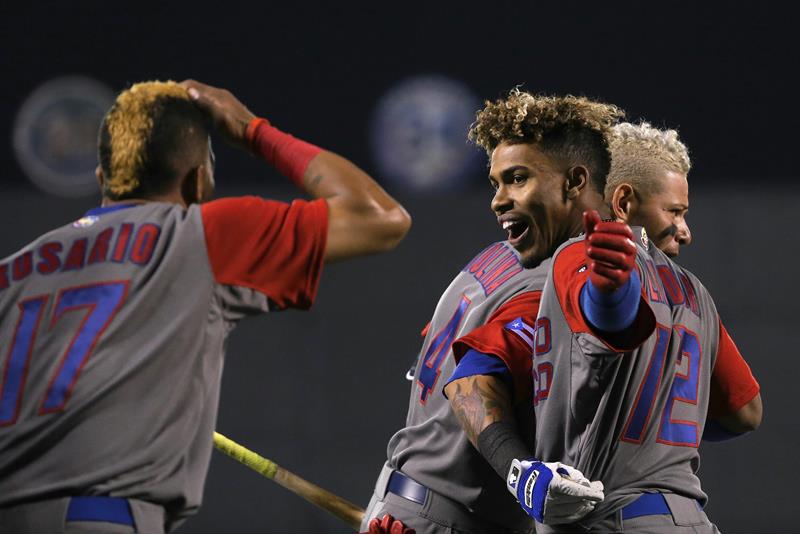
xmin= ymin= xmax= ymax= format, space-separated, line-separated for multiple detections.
xmin=362 ymin=90 xmax=623 ymax=533
xmin=504 ymin=123 xmax=761 ymax=533
xmin=0 ymin=79 xmax=411 ymax=533
xmin=604 ymin=122 xmax=762 ymax=441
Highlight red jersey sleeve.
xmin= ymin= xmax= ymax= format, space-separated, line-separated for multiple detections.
xmin=552 ymin=241 xmax=655 ymax=352
xmin=708 ymin=320 xmax=760 ymax=418
xmin=201 ymin=196 xmax=328 ymax=310
xmin=451 ymin=291 xmax=540 ymax=403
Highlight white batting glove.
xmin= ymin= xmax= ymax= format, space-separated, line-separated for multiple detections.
xmin=506 ymin=458 xmax=604 ymax=524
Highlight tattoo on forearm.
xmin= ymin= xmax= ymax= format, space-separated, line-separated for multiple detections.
xmin=449 ymin=376 xmax=511 ymax=446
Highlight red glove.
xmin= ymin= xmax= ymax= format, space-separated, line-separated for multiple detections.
xmin=583 ymin=210 xmax=637 ymax=293
xmin=362 ymin=513 xmax=416 ymax=534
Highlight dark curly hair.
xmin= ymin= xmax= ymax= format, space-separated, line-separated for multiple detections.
xmin=469 ymin=89 xmax=625 ymax=193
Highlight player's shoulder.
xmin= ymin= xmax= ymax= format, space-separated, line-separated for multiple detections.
xmin=199 ymin=195 xmax=265 ymax=218
xmin=461 ymin=240 xmax=549 ymax=297
xmin=463 ymin=240 xmax=518 ymax=265
xmin=653 ymin=246 xmax=712 ymax=297
xmin=549 ymin=234 xmax=586 ymax=276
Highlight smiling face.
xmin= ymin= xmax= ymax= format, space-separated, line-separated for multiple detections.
xmin=628 ymin=170 xmax=691 ymax=257
xmin=489 ymin=142 xmax=587 ymax=268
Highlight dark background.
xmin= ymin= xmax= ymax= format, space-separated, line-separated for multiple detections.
xmin=1 ymin=2 xmax=797 ymax=533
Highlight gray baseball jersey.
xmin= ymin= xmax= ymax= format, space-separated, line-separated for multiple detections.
xmin=382 ymin=241 xmax=547 ymax=531
xmin=0 ymin=197 xmax=327 ymax=530
xmin=532 ymin=228 xmax=722 ymax=528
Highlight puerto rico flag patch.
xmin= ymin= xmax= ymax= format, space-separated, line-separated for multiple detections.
xmin=505 ymin=317 xmax=536 ymax=350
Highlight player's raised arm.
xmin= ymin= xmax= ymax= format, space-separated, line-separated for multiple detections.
xmin=180 ymin=79 xmax=411 ymax=263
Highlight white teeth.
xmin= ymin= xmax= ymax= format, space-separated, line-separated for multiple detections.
xmin=502 ymin=221 xmax=516 ymax=230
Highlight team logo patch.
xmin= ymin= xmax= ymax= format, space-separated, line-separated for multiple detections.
xmin=73 ymin=215 xmax=99 ymax=228
xmin=508 ymin=464 xmax=521 ymax=487
xmin=640 ymin=228 xmax=649 ymax=248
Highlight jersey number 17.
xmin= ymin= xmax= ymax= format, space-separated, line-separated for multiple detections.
xmin=0 ymin=281 xmax=128 ymax=426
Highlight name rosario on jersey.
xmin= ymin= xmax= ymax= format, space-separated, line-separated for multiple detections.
xmin=0 ymin=222 xmax=160 ymax=291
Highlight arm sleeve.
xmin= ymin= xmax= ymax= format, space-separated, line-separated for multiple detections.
xmin=553 ymin=241 xmax=655 ymax=352
xmin=201 ymin=196 xmax=328 ymax=310
xmin=450 ymin=291 xmax=540 ymax=403
xmin=443 ymin=350 xmax=514 ymax=398
xmin=579 ymin=269 xmax=642 ymax=332
xmin=708 ymin=319 xmax=760 ymax=418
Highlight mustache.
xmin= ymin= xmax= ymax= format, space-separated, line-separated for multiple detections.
xmin=656 ymin=224 xmax=679 ymax=239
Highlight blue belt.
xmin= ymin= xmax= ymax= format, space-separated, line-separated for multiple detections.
xmin=621 ymin=493 xmax=671 ymax=520
xmin=387 ymin=471 xmax=428 ymax=505
xmin=66 ymin=497 xmax=135 ymax=527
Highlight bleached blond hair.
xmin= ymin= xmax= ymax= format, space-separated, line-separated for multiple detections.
xmin=469 ymin=88 xmax=625 ymax=193
xmin=98 ymin=80 xmax=207 ymax=199
xmin=605 ymin=121 xmax=691 ymax=200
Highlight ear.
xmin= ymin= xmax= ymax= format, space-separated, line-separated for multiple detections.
xmin=95 ymin=165 xmax=105 ymax=188
xmin=565 ymin=165 xmax=589 ymax=200
xmin=610 ymin=183 xmax=636 ymax=222
xmin=180 ymin=166 xmax=202 ymax=206
xmin=181 ymin=164 xmax=214 ymax=205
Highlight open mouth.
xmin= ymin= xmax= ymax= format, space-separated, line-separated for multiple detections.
xmin=502 ymin=219 xmax=530 ymax=245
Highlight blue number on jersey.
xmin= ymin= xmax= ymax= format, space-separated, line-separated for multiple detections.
xmin=0 ymin=296 xmax=49 ymax=425
xmin=657 ymin=326 xmax=702 ymax=446
xmin=532 ymin=317 xmax=553 ymax=406
xmin=621 ymin=323 xmax=702 ymax=446
xmin=417 ymin=295 xmax=471 ymax=404
xmin=0 ymin=281 xmax=129 ymax=426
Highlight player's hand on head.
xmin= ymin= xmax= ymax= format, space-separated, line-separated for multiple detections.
xmin=180 ymin=79 xmax=256 ymax=148
xmin=506 ymin=458 xmax=604 ymax=524
xmin=583 ymin=210 xmax=637 ymax=293
xmin=362 ymin=513 xmax=415 ymax=534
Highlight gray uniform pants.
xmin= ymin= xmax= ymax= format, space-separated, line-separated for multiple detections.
xmin=536 ymin=493 xmax=721 ymax=534
xmin=0 ymin=497 xmax=166 ymax=534
xmin=362 ymin=463 xmax=534 ymax=534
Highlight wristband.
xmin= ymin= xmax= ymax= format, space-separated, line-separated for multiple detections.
xmin=246 ymin=117 xmax=323 ymax=187
xmin=580 ymin=269 xmax=641 ymax=332
xmin=477 ymin=420 xmax=531 ymax=480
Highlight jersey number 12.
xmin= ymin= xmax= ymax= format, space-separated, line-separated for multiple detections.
xmin=621 ymin=324 xmax=702 ymax=447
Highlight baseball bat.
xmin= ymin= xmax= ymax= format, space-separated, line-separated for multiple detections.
xmin=212 ymin=431 xmax=365 ymax=531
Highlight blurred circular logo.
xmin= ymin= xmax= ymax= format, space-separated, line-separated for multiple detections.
xmin=13 ymin=76 xmax=114 ymax=197
xmin=370 ymin=75 xmax=482 ymax=193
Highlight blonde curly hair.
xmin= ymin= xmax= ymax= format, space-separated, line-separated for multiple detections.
xmin=469 ymin=88 xmax=625 ymax=192
xmin=98 ymin=80 xmax=207 ymax=199
xmin=605 ymin=121 xmax=691 ymax=201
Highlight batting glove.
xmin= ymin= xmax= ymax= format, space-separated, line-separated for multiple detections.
xmin=363 ymin=513 xmax=415 ymax=534
xmin=583 ymin=210 xmax=637 ymax=293
xmin=506 ymin=458 xmax=604 ymax=524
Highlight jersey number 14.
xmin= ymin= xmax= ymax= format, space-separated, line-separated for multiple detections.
xmin=417 ymin=295 xmax=471 ymax=404
xmin=0 ymin=281 xmax=128 ymax=426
